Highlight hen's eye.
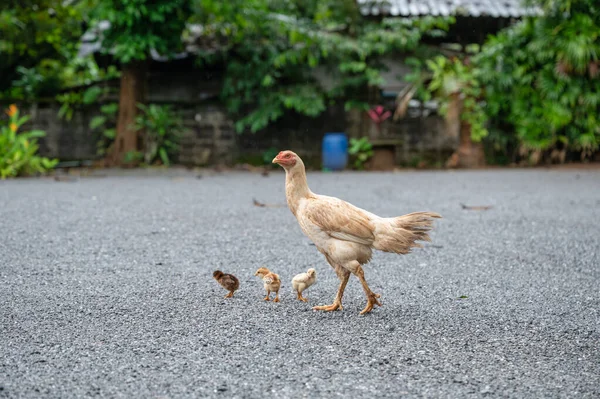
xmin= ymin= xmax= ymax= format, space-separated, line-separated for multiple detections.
xmin=285 ymin=154 xmax=291 ymax=158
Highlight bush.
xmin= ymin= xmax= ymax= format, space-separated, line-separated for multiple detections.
xmin=348 ymin=137 xmax=373 ymax=170
xmin=131 ymin=103 xmax=186 ymax=166
xmin=475 ymin=0 xmax=600 ymax=162
xmin=0 ymin=104 xmax=58 ymax=178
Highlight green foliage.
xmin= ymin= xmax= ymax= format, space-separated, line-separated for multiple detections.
xmin=475 ymin=0 xmax=600 ymax=159
xmin=406 ymin=51 xmax=488 ymax=142
xmin=10 ymin=65 xmax=58 ymax=101
xmin=91 ymin=0 xmax=192 ymax=64
xmin=133 ymin=103 xmax=186 ymax=165
xmin=56 ymin=86 xmax=109 ymax=121
xmin=0 ymin=1 xmax=90 ymax=99
xmin=0 ymin=105 xmax=58 ymax=178
xmin=262 ymin=147 xmax=279 ymax=165
xmin=348 ymin=137 xmax=373 ymax=170
xmin=89 ymin=102 xmax=119 ymax=156
xmin=192 ymin=0 xmax=454 ymax=133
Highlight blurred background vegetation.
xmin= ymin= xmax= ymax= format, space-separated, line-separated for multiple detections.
xmin=1 ymin=0 xmax=599 ymax=176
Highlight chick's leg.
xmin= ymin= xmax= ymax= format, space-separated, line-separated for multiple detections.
xmin=353 ymin=265 xmax=381 ymax=315
xmin=273 ymin=289 xmax=280 ymax=302
xmin=298 ymin=291 xmax=308 ymax=302
xmin=225 ymin=291 xmax=234 ymax=298
xmin=313 ymin=268 xmax=350 ymax=312
xmin=296 ymin=284 xmax=308 ymax=302
xmin=264 ymin=290 xmax=271 ymax=301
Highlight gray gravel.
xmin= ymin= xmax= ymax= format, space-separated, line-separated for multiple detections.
xmin=1 ymin=168 xmax=599 ymax=398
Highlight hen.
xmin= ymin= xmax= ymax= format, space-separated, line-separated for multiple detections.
xmin=273 ymin=150 xmax=441 ymax=314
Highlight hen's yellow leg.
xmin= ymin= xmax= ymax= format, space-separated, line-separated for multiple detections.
xmin=354 ymin=266 xmax=381 ymax=314
xmin=313 ymin=269 xmax=350 ymax=312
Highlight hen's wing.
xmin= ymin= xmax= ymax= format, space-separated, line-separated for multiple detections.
xmin=303 ymin=195 xmax=376 ymax=245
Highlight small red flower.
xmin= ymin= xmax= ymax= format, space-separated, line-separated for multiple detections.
xmin=367 ymin=105 xmax=391 ymax=124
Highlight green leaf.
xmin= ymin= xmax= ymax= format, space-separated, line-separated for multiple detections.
xmin=41 ymin=158 xmax=59 ymax=169
xmin=100 ymin=103 xmax=119 ymax=115
xmin=159 ymin=148 xmax=170 ymax=166
xmin=103 ymin=129 xmax=116 ymax=139
xmin=261 ymin=74 xmax=274 ymax=87
xmin=23 ymin=130 xmax=46 ymax=139
xmin=82 ymin=86 xmax=103 ymax=104
xmin=90 ymin=116 xmax=107 ymax=130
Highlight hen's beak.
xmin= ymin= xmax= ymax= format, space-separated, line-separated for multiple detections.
xmin=272 ymin=157 xmax=279 ymax=164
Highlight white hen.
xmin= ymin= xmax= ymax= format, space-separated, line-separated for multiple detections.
xmin=273 ymin=150 xmax=441 ymax=314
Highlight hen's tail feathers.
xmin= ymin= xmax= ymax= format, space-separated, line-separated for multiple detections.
xmin=373 ymin=212 xmax=442 ymax=254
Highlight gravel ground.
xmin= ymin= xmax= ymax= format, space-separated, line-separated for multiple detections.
xmin=1 ymin=168 xmax=599 ymax=398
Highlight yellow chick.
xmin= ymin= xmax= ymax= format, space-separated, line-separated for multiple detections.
xmin=292 ymin=268 xmax=317 ymax=302
xmin=254 ymin=267 xmax=281 ymax=302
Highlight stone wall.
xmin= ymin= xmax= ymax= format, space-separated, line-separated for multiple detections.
xmin=25 ymin=100 xmax=456 ymax=168
xmin=27 ymin=103 xmax=100 ymax=161
xmin=178 ymin=105 xmax=236 ymax=166
xmin=346 ymin=101 xmax=457 ymax=167
xmin=25 ymin=102 xmax=238 ymax=166
xmin=20 ymin=55 xmax=458 ymax=168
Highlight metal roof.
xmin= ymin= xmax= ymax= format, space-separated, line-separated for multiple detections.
xmin=357 ymin=0 xmax=541 ymax=18
xmin=78 ymin=21 xmax=223 ymax=61
xmin=78 ymin=2 xmax=541 ymax=59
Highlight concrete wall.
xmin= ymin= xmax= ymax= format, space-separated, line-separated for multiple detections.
xmin=17 ymin=55 xmax=459 ymax=168
xmin=25 ymin=100 xmax=456 ymax=168
xmin=346 ymin=101 xmax=458 ymax=166
xmin=27 ymin=103 xmax=100 ymax=161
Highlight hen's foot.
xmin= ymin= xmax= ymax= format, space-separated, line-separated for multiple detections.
xmin=360 ymin=293 xmax=381 ymax=315
xmin=313 ymin=302 xmax=343 ymax=312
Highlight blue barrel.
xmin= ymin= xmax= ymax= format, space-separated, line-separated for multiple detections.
xmin=322 ymin=133 xmax=348 ymax=171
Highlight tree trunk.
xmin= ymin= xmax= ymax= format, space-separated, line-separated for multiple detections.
xmin=445 ymin=94 xmax=486 ymax=168
xmin=446 ymin=120 xmax=486 ymax=168
xmin=445 ymin=92 xmax=462 ymax=141
xmin=109 ymin=61 xmax=147 ymax=166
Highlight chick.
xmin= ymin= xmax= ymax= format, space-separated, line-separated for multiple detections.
xmin=292 ymin=268 xmax=317 ymax=302
xmin=254 ymin=267 xmax=281 ymax=302
xmin=213 ymin=270 xmax=240 ymax=298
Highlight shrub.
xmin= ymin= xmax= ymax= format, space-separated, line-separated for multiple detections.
xmin=475 ymin=0 xmax=600 ymax=162
xmin=0 ymin=104 xmax=58 ymax=178
xmin=131 ymin=103 xmax=186 ymax=166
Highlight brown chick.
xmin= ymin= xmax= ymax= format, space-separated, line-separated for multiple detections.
xmin=254 ymin=267 xmax=281 ymax=302
xmin=213 ymin=270 xmax=240 ymax=298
